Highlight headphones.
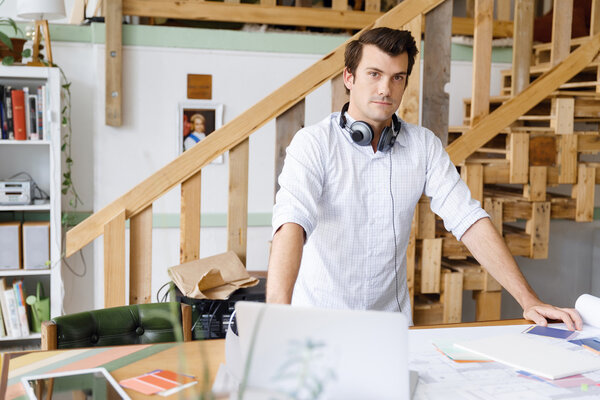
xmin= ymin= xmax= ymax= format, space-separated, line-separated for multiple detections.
xmin=339 ymin=102 xmax=401 ymax=153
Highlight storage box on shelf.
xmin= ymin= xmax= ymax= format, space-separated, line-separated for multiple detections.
xmin=0 ymin=66 xmax=62 ymax=346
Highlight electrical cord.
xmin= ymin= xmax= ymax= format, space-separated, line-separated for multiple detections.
xmin=389 ymin=151 xmax=402 ymax=313
xmin=8 ymin=172 xmax=50 ymax=201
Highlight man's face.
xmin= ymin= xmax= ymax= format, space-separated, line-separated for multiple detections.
xmin=343 ymin=44 xmax=408 ymax=131
xmin=194 ymin=118 xmax=205 ymax=133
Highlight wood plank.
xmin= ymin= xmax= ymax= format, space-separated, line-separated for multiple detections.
xmin=407 ymin=212 xmax=417 ymax=316
xmin=416 ymin=199 xmax=436 ymax=239
xmin=446 ymin=34 xmax=600 ymax=166
xmin=511 ymin=0 xmax=534 ymax=96
xmin=550 ymin=0 xmax=573 ymax=66
xmin=69 ymin=0 xmax=86 ymax=24
xmin=469 ymin=0 xmax=493 ymax=126
xmin=422 ymin=0 xmax=452 ymax=145
xmin=483 ymin=269 xmax=502 ymax=291
xmin=228 ymin=139 xmax=249 ymax=265
xmin=420 ymin=238 xmax=442 ymax=294
xmin=121 ymin=1 xmax=512 ymax=35
xmin=523 ymin=166 xmax=547 ymax=201
xmin=575 ymin=165 xmax=596 ymax=222
xmin=551 ymin=97 xmax=574 ymax=134
xmin=442 ymin=269 xmax=463 ymax=323
xmin=129 ymin=205 xmax=152 ymax=304
xmin=483 ymin=198 xmax=502 ymax=234
xmin=526 ymin=202 xmax=550 ymax=259
xmin=496 ymin=0 xmax=512 ymax=21
xmin=411 ymin=318 xmax=531 ymax=329
xmin=557 ymin=134 xmax=578 ymax=184
xmin=508 ymin=133 xmax=529 ymax=183
xmin=180 ymin=171 xmax=201 ymax=263
xmin=460 ymin=163 xmax=483 ymax=203
xmin=473 ymin=290 xmax=501 ymax=321
xmin=41 ymin=322 xmax=57 ymax=351
xmin=104 ymin=210 xmax=126 ymax=307
xmin=592 ymin=0 xmax=600 ymax=36
xmin=331 ymin=73 xmax=348 ymax=114
xmin=398 ymin=13 xmax=423 ymax=125
xmin=105 ymin=0 xmax=123 ymax=126
xmin=365 ymin=0 xmax=380 ymax=13
xmin=529 ymin=136 xmax=556 ymax=166
xmin=261 ymin=0 xmax=277 ymax=6
xmin=67 ymin=0 xmax=446 ymax=257
xmin=578 ymin=134 xmax=600 ymax=153
xmin=275 ymin=100 xmax=305 ymax=199
xmin=331 ymin=0 xmax=348 ymax=11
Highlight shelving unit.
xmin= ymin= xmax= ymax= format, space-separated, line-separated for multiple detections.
xmin=0 ymin=66 xmax=62 ymax=347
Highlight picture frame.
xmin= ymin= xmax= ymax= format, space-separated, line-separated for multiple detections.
xmin=178 ymin=101 xmax=224 ymax=163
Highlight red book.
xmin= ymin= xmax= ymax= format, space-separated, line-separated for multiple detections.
xmin=11 ymin=90 xmax=26 ymax=140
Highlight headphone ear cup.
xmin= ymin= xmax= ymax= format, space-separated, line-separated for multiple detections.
xmin=378 ymin=126 xmax=392 ymax=152
xmin=350 ymin=121 xmax=373 ymax=146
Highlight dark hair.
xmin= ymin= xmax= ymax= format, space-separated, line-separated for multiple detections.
xmin=344 ymin=27 xmax=418 ymax=78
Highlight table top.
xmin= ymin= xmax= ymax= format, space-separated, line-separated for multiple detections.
xmin=3 ymin=340 xmax=226 ymax=400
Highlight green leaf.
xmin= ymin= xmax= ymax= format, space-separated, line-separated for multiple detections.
xmin=21 ymin=48 xmax=31 ymax=57
xmin=66 ymin=157 xmax=72 ymax=164
xmin=61 ymin=143 xmax=66 ymax=151
xmin=62 ymin=188 xmax=68 ymax=194
xmin=1 ymin=56 xmax=14 ymax=66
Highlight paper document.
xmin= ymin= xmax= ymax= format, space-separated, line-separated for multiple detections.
xmin=454 ymin=333 xmax=600 ymax=380
xmin=576 ymin=294 xmax=600 ymax=328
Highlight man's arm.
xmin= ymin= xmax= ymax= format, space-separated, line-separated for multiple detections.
xmin=461 ymin=217 xmax=583 ymax=330
xmin=266 ymin=223 xmax=305 ymax=304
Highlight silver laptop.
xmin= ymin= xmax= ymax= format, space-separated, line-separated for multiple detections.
xmin=235 ymin=301 xmax=414 ymax=400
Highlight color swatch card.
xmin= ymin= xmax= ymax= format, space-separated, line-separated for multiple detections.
xmin=120 ymin=369 xmax=197 ymax=396
xmin=522 ymin=325 xmax=578 ymax=340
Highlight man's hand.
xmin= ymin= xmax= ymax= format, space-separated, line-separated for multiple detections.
xmin=523 ymin=303 xmax=583 ymax=331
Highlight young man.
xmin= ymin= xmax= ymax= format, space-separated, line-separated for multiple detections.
xmin=267 ymin=27 xmax=581 ymax=329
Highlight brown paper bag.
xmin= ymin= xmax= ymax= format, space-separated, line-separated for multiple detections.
xmin=168 ymin=251 xmax=259 ymax=299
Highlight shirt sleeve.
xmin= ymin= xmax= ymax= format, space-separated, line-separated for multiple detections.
xmin=422 ymin=129 xmax=489 ymax=240
xmin=272 ymin=127 xmax=326 ymax=239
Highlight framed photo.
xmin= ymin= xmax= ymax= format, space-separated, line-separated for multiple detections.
xmin=178 ymin=101 xmax=224 ymax=163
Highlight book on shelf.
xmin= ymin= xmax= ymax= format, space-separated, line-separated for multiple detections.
xmin=5 ymin=85 xmax=14 ymax=140
xmin=13 ymin=280 xmax=30 ymax=336
xmin=11 ymin=89 xmax=26 ymax=141
xmin=0 ymin=278 xmax=21 ymax=337
xmin=28 ymin=95 xmax=38 ymax=140
xmin=37 ymin=86 xmax=44 ymax=140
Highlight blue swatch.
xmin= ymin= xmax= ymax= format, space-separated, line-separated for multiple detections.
xmin=523 ymin=325 xmax=578 ymax=340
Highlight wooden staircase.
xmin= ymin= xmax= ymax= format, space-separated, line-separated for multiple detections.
xmin=65 ymin=0 xmax=600 ymax=325
xmin=412 ymin=0 xmax=600 ymax=325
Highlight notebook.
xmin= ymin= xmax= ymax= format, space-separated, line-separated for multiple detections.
xmin=235 ymin=301 xmax=414 ymax=400
xmin=455 ymin=333 xmax=600 ymax=380
xmin=21 ymin=367 xmax=131 ymax=400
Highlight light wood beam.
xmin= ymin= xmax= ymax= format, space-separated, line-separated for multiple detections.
xmin=470 ymin=0 xmax=493 ymax=127
xmin=398 ymin=13 xmax=423 ymax=125
xmin=447 ymin=34 xmax=600 ymax=166
xmin=331 ymin=74 xmax=348 ymax=114
xmin=104 ymin=210 xmax=126 ymax=307
xmin=511 ymin=0 xmax=534 ymax=96
xmin=228 ymin=139 xmax=250 ymax=265
xmin=68 ymin=0 xmax=446 ymax=256
xmin=130 ymin=205 xmax=152 ymax=304
xmin=550 ymin=0 xmax=573 ymax=66
xmin=496 ymin=0 xmax=512 ymax=21
xmin=275 ymin=100 xmax=305 ymax=200
xmin=180 ymin=171 xmax=202 ymax=263
xmin=105 ymin=0 xmax=122 ymax=126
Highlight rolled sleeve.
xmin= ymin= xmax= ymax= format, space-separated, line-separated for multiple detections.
xmin=422 ymin=130 xmax=489 ymax=240
xmin=272 ymin=128 xmax=325 ymax=239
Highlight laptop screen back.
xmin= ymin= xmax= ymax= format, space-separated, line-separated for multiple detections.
xmin=235 ymin=302 xmax=409 ymax=400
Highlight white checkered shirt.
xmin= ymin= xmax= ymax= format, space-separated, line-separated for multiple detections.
xmin=273 ymin=112 xmax=488 ymax=324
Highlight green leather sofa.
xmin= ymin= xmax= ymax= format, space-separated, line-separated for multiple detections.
xmin=41 ymin=302 xmax=192 ymax=350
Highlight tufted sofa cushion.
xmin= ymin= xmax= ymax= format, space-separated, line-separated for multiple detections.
xmin=52 ymin=303 xmax=184 ymax=349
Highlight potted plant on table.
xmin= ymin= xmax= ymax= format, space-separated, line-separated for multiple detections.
xmin=0 ymin=16 xmax=30 ymax=65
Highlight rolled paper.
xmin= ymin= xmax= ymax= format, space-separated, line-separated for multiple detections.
xmin=575 ymin=294 xmax=600 ymax=328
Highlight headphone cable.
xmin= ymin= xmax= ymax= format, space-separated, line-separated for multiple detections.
xmin=389 ymin=151 xmax=401 ymax=313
